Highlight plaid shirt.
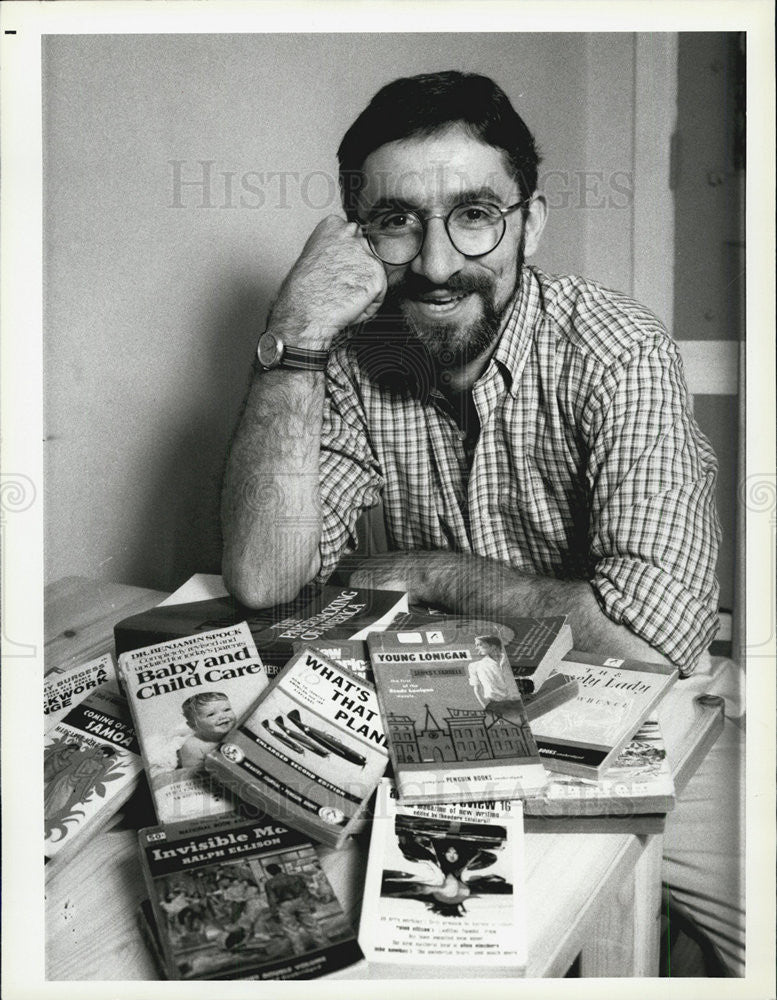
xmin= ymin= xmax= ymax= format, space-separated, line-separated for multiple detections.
xmin=316 ymin=265 xmax=720 ymax=668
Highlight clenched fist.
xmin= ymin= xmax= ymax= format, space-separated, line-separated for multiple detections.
xmin=268 ymin=216 xmax=387 ymax=348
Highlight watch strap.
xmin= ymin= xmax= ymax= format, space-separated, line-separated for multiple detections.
xmin=280 ymin=344 xmax=330 ymax=371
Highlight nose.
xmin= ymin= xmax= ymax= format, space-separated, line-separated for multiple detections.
xmin=409 ymin=216 xmax=466 ymax=285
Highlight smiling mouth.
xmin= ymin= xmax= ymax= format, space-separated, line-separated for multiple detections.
xmin=411 ymin=292 xmax=472 ymax=313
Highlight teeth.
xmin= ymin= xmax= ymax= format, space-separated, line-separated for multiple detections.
xmin=422 ymin=295 xmax=464 ymax=305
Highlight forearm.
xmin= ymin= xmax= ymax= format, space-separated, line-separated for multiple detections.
xmin=221 ymin=363 xmax=325 ymax=607
xmin=345 ymin=550 xmax=672 ymax=665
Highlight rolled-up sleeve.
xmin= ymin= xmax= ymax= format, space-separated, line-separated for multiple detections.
xmin=586 ymin=337 xmax=721 ymax=670
xmin=314 ymin=347 xmax=384 ymax=582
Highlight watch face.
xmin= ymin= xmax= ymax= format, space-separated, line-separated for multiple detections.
xmin=257 ymin=331 xmax=283 ymax=369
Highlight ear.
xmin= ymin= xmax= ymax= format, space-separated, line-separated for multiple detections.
xmin=523 ymin=193 xmax=548 ymax=258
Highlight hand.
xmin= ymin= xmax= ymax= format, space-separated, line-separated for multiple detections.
xmin=269 ymin=216 xmax=387 ymax=347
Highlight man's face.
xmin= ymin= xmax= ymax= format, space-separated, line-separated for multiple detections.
xmin=358 ymin=125 xmax=526 ymax=369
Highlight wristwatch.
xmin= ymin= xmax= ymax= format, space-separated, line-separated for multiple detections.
xmin=257 ymin=330 xmax=330 ymax=372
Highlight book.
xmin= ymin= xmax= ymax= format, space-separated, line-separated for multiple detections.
xmin=524 ymin=812 xmax=666 ymax=835
xmin=389 ymin=608 xmax=573 ymax=693
xmin=204 ymin=646 xmax=389 ymax=849
xmin=118 ymin=622 xmax=269 ymax=825
xmin=523 ymin=716 xmax=675 ymax=832
xmin=44 ymin=651 xmax=118 ymax=732
xmin=358 ymin=778 xmax=526 ymax=975
xmin=291 ymin=639 xmax=371 ymax=684
xmin=45 ymin=678 xmax=143 ymax=870
xmin=138 ymin=813 xmax=363 ymax=980
xmin=136 ymin=898 xmax=167 ymax=978
xmin=367 ymin=626 xmax=548 ymax=804
xmin=115 ymin=584 xmax=408 ymax=676
xmin=529 ymin=651 xmax=678 ymax=779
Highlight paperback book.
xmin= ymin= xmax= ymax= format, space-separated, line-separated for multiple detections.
xmin=523 ymin=716 xmax=675 ymax=833
xmin=529 ymin=651 xmax=678 ymax=779
xmin=205 ymin=646 xmax=389 ymax=849
xmin=390 ymin=608 xmax=573 ymax=693
xmin=358 ymin=778 xmax=526 ymax=975
xmin=118 ymin=623 xmax=268 ymax=824
xmin=367 ymin=626 xmax=547 ymax=804
xmin=290 ymin=639 xmax=371 ymax=684
xmin=138 ymin=813 xmax=363 ymax=980
xmin=45 ymin=678 xmax=143 ymax=869
xmin=114 ymin=585 xmax=408 ymax=675
xmin=44 ymin=651 xmax=118 ymax=731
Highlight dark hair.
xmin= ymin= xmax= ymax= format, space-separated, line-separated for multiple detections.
xmin=337 ymin=70 xmax=541 ymax=219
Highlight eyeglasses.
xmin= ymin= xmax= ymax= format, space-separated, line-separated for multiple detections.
xmin=361 ymin=199 xmax=526 ymax=265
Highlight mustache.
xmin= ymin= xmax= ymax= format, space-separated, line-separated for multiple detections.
xmin=386 ymin=271 xmax=494 ymax=300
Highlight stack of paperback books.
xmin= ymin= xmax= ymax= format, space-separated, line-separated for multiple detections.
xmin=113 ymin=585 xmax=409 ymax=981
xmin=47 ymin=573 xmax=682 ymax=981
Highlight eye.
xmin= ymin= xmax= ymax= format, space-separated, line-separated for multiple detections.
xmin=453 ymin=203 xmax=502 ymax=228
xmin=375 ymin=211 xmax=416 ymax=232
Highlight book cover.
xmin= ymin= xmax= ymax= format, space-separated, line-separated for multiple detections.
xmin=523 ymin=716 xmax=675 ymax=829
xmin=205 ymin=647 xmax=389 ymax=849
xmin=138 ymin=813 xmax=363 ymax=980
xmin=367 ymin=626 xmax=547 ymax=804
xmin=45 ymin=679 xmax=143 ymax=869
xmin=115 ymin=585 xmax=408 ymax=676
xmin=390 ymin=608 xmax=573 ymax=694
xmin=529 ymin=651 xmax=678 ymax=779
xmin=291 ymin=639 xmax=371 ymax=684
xmin=44 ymin=651 xmax=118 ymax=732
xmin=358 ymin=778 xmax=526 ymax=974
xmin=136 ymin=898 xmax=167 ymax=978
xmin=118 ymin=623 xmax=268 ymax=825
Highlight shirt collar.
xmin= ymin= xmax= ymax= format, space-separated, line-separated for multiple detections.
xmin=487 ymin=264 xmax=542 ymax=397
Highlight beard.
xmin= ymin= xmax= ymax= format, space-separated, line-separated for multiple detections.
xmin=377 ymin=235 xmax=526 ymax=369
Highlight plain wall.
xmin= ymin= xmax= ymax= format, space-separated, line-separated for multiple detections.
xmin=42 ymin=33 xmax=661 ymax=592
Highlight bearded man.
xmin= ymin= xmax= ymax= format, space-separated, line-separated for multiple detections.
xmin=221 ymin=71 xmax=742 ymax=974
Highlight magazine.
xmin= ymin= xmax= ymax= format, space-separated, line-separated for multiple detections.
xmin=529 ymin=651 xmax=678 ymax=779
xmin=368 ymin=626 xmax=547 ymax=803
xmin=205 ymin=646 xmax=389 ymax=849
xmin=358 ymin=778 xmax=526 ymax=975
xmin=118 ymin=622 xmax=268 ymax=824
xmin=138 ymin=813 xmax=363 ymax=980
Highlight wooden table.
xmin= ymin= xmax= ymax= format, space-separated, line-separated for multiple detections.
xmin=44 ymin=576 xmax=724 ymax=980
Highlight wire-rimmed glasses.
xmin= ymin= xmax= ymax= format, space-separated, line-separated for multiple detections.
xmin=361 ymin=199 xmax=526 ymax=265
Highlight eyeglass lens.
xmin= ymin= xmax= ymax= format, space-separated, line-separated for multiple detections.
xmin=365 ymin=203 xmax=508 ymax=265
